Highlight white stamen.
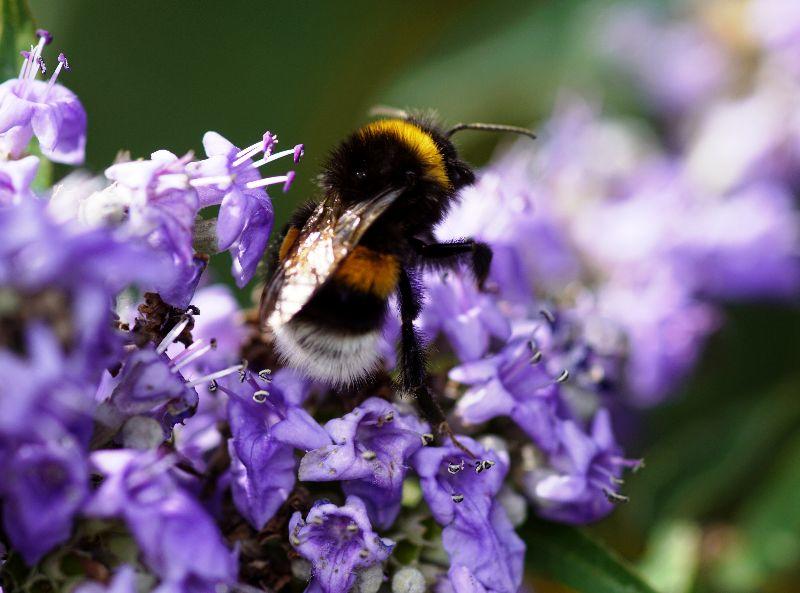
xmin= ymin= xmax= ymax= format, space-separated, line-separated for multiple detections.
xmin=156 ymin=317 xmax=191 ymax=354
xmin=170 ymin=338 xmax=207 ymax=365
xmin=20 ymin=39 xmax=47 ymax=101
xmin=17 ymin=45 xmax=37 ymax=97
xmin=603 ymin=488 xmax=629 ymax=504
xmin=18 ymin=52 xmax=31 ymax=80
xmin=189 ymin=175 xmax=234 ymax=189
xmin=26 ymin=37 xmax=47 ymax=81
xmin=172 ymin=341 xmax=214 ymax=372
xmin=235 ymin=141 xmax=262 ymax=158
xmin=248 ymin=147 xmax=296 ymax=169
xmin=245 ymin=174 xmax=291 ymax=190
xmin=45 ymin=62 xmax=63 ymax=91
xmin=231 ymin=144 xmax=264 ymax=168
xmin=185 ymin=364 xmax=244 ymax=388
xmin=155 ymin=173 xmax=190 ymax=188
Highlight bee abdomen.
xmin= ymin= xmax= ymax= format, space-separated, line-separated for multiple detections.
xmin=271 ymin=284 xmax=387 ymax=383
xmin=273 ymin=319 xmax=383 ymax=387
xmin=332 ymin=246 xmax=400 ymax=298
xmin=272 ymin=246 xmax=399 ymax=385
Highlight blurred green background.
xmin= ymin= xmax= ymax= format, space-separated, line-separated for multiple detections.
xmin=27 ymin=0 xmax=616 ymax=226
xmin=22 ymin=1 xmax=800 ymax=592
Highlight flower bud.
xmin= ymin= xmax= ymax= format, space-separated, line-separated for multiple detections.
xmin=121 ymin=416 xmax=164 ymax=450
xmin=392 ymin=567 xmax=426 ymax=593
xmin=355 ymin=564 xmax=384 ymax=593
xmin=498 ymin=486 xmax=528 ymax=527
xmin=290 ymin=558 xmax=312 ymax=582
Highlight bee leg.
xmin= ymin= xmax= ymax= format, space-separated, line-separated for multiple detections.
xmin=397 ymin=268 xmax=476 ymax=458
xmin=410 ymin=238 xmax=493 ymax=290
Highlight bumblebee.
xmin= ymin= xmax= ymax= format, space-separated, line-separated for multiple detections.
xmin=260 ymin=111 xmax=534 ymax=439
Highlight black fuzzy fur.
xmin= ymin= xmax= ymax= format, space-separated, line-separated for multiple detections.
xmin=271 ymin=115 xmax=492 ymax=436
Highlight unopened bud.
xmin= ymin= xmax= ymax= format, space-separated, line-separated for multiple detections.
xmin=498 ymin=486 xmax=527 ymax=527
xmin=121 ymin=416 xmax=163 ymax=450
xmin=355 ymin=564 xmax=384 ymax=593
xmin=291 ymin=558 xmax=312 ymax=581
xmin=392 ymin=567 xmax=426 ymax=593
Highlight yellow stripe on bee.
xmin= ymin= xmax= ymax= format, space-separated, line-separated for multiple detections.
xmin=360 ymin=119 xmax=451 ymax=189
xmin=279 ymin=226 xmax=301 ymax=261
xmin=334 ymin=246 xmax=400 ymax=298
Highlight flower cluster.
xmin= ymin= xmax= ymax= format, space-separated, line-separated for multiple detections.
xmin=1 ymin=11 xmax=799 ymax=593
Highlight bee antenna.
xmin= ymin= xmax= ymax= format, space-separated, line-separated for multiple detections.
xmin=446 ymin=122 xmax=537 ymax=140
xmin=368 ymin=105 xmax=410 ymax=119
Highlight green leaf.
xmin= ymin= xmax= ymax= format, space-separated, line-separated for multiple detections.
xmin=0 ymin=0 xmax=34 ymax=81
xmin=521 ymin=518 xmax=660 ymax=593
xmin=625 ymin=375 xmax=800 ymax=528
xmin=712 ymin=429 xmax=800 ymax=592
xmin=638 ymin=521 xmax=701 ymax=593
xmin=28 ymin=141 xmax=53 ymax=190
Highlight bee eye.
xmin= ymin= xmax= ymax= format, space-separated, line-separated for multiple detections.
xmin=354 ymin=170 xmax=367 ymax=181
xmin=405 ymin=170 xmax=417 ymax=185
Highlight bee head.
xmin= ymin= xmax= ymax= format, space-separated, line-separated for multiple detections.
xmin=322 ymin=118 xmax=474 ymax=209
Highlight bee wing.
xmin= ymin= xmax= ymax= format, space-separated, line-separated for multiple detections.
xmin=260 ymin=188 xmax=402 ymax=332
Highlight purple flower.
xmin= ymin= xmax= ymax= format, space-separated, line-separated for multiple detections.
xmin=171 ymin=286 xmax=247 ymax=468
xmin=0 ymin=433 xmax=88 ymax=564
xmin=598 ymin=6 xmax=730 ymax=114
xmin=84 ymin=450 xmax=238 ymax=588
xmin=0 ymin=155 xmax=38 ymax=206
xmin=523 ymin=409 xmax=638 ymax=524
xmin=299 ymin=398 xmax=426 ymax=528
xmin=593 ymin=273 xmax=719 ymax=405
xmin=106 ymin=347 xmax=199 ymax=436
xmin=289 ymin=495 xmax=393 ymax=593
xmin=418 ymin=271 xmax=510 ymax=362
xmin=750 ymin=0 xmax=800 ymax=53
xmin=451 ymin=338 xmax=561 ymax=451
xmin=413 ymin=437 xmax=523 ymax=593
xmin=0 ymin=198 xmax=170 ymax=303
xmin=0 ymin=199 xmax=174 ymax=441
xmin=570 ymin=163 xmax=800 ymax=301
xmin=95 ymin=311 xmax=247 ymax=447
xmin=221 ymin=369 xmax=326 ymax=529
xmin=0 ymin=325 xmax=96 ymax=448
xmin=227 ymin=438 xmax=296 ymax=531
xmin=0 ymin=202 xmax=179 ymax=565
xmin=439 ymin=565 xmax=488 ymax=593
xmin=668 ymin=182 xmax=800 ymax=300
xmin=73 ymin=566 xmax=137 ymax=593
xmin=0 ymin=34 xmax=86 ymax=164
xmin=443 ymin=502 xmax=525 ymax=593
xmin=172 ymin=380 xmax=224 ymax=473
xmin=183 ymin=285 xmax=247 ymax=369
xmin=104 ymin=151 xmax=202 ymax=308
xmin=437 ymin=165 xmax=580 ymax=301
xmin=187 ymin=131 xmax=301 ymax=286
xmin=413 ymin=436 xmax=506 ymax=527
